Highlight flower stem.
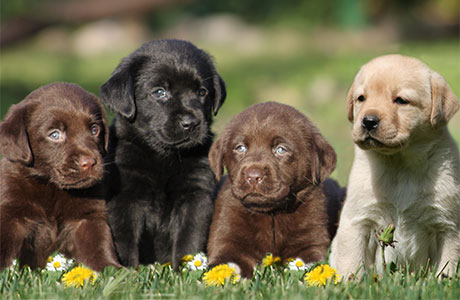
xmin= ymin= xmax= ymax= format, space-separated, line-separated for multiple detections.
xmin=381 ymin=244 xmax=386 ymax=271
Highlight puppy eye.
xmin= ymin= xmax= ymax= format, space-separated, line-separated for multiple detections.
xmin=357 ymin=95 xmax=365 ymax=102
xmin=394 ymin=97 xmax=409 ymax=105
xmin=235 ymin=144 xmax=247 ymax=153
xmin=198 ymin=88 xmax=208 ymax=97
xmin=152 ymin=88 xmax=167 ymax=99
xmin=48 ymin=130 xmax=64 ymax=142
xmin=90 ymin=124 xmax=100 ymax=136
xmin=274 ymin=146 xmax=288 ymax=155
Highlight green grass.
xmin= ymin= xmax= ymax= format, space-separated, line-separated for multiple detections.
xmin=1 ymin=262 xmax=459 ymax=299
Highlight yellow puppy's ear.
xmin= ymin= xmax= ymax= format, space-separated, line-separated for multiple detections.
xmin=430 ymin=71 xmax=459 ymax=128
xmin=346 ymin=82 xmax=355 ymax=122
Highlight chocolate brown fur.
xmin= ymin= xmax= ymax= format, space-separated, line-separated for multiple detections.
xmin=0 ymin=82 xmax=120 ymax=271
xmin=207 ymin=101 xmax=336 ymax=278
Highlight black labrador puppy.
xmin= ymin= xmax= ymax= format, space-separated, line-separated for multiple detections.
xmin=100 ymin=39 xmax=226 ymax=268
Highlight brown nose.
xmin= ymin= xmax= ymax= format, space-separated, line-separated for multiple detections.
xmin=79 ymin=156 xmax=96 ymax=172
xmin=245 ymin=167 xmax=265 ymax=186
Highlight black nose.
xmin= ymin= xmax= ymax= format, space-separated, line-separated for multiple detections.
xmin=362 ymin=115 xmax=380 ymax=131
xmin=179 ymin=115 xmax=199 ymax=131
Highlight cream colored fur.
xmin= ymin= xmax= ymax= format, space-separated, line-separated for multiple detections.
xmin=330 ymin=54 xmax=460 ymax=277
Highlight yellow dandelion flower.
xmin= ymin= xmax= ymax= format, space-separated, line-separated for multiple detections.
xmin=181 ymin=254 xmax=194 ymax=262
xmin=62 ymin=266 xmax=98 ymax=288
xmin=47 ymin=256 xmax=53 ymax=263
xmin=304 ymin=264 xmax=340 ymax=287
xmin=202 ymin=264 xmax=240 ymax=286
xmin=262 ymin=253 xmax=281 ymax=267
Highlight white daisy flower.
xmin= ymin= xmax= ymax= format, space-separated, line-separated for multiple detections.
xmin=9 ymin=259 xmax=18 ymax=270
xmin=46 ymin=253 xmax=74 ymax=271
xmin=186 ymin=253 xmax=207 ymax=271
xmin=287 ymin=258 xmax=312 ymax=271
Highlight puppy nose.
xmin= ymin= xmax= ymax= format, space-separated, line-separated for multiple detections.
xmin=179 ymin=115 xmax=199 ymax=130
xmin=362 ymin=115 xmax=380 ymax=131
xmin=79 ymin=156 xmax=96 ymax=171
xmin=245 ymin=167 xmax=265 ymax=186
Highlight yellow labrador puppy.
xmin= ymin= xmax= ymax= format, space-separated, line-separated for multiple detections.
xmin=330 ymin=54 xmax=460 ymax=277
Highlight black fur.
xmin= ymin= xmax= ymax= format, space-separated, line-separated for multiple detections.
xmin=100 ymin=39 xmax=226 ymax=268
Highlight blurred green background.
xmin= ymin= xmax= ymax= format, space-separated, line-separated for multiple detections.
xmin=1 ymin=0 xmax=459 ymax=185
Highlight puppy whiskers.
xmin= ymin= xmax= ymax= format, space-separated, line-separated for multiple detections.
xmin=102 ymin=161 xmax=116 ymax=167
xmin=302 ymin=175 xmax=314 ymax=185
xmin=201 ymin=76 xmax=214 ymax=82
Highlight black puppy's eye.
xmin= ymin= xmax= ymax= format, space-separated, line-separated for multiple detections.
xmin=235 ymin=144 xmax=247 ymax=154
xmin=152 ymin=88 xmax=167 ymax=99
xmin=357 ymin=95 xmax=365 ymax=102
xmin=90 ymin=124 xmax=100 ymax=136
xmin=274 ymin=146 xmax=288 ymax=155
xmin=48 ymin=129 xmax=64 ymax=142
xmin=394 ymin=97 xmax=409 ymax=105
xmin=198 ymin=88 xmax=208 ymax=97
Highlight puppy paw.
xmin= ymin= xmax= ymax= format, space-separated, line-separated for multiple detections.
xmin=227 ymin=262 xmax=242 ymax=276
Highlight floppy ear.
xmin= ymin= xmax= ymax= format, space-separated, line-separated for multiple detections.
xmin=430 ymin=71 xmax=459 ymax=128
xmin=0 ymin=102 xmax=33 ymax=165
xmin=101 ymin=108 xmax=110 ymax=153
xmin=346 ymin=81 xmax=355 ymax=122
xmin=212 ymin=75 xmax=227 ymax=116
xmin=100 ymin=55 xmax=147 ymax=120
xmin=310 ymin=131 xmax=337 ymax=186
xmin=209 ymin=136 xmax=225 ymax=182
xmin=93 ymin=97 xmax=110 ymax=153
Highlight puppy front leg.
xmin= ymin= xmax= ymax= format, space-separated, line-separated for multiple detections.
xmin=19 ymin=221 xmax=57 ymax=269
xmin=329 ymin=223 xmax=372 ymax=278
xmin=208 ymin=252 xmax=256 ymax=278
xmin=437 ymin=231 xmax=460 ymax=276
xmin=0 ymin=218 xmax=27 ymax=270
xmin=106 ymin=198 xmax=144 ymax=267
xmin=171 ymin=193 xmax=214 ymax=269
xmin=284 ymin=237 xmax=329 ymax=266
xmin=206 ymin=214 xmax=259 ymax=277
xmin=62 ymin=218 xmax=121 ymax=271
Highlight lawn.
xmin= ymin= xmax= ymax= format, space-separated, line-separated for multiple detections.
xmin=1 ymin=254 xmax=459 ymax=299
xmin=1 ymin=33 xmax=459 ymax=299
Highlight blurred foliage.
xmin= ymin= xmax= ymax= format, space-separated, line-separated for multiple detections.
xmin=0 ymin=0 xmax=39 ymax=19
xmin=3 ymin=0 xmax=459 ymax=28
xmin=146 ymin=0 xmax=369 ymax=30
xmin=184 ymin=0 xmax=340 ymax=26
xmin=0 ymin=0 xmax=459 ymax=185
xmin=1 ymin=38 xmax=459 ymax=184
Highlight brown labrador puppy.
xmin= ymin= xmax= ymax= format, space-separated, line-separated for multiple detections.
xmin=0 ymin=82 xmax=120 ymax=271
xmin=207 ymin=101 xmax=336 ymax=278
